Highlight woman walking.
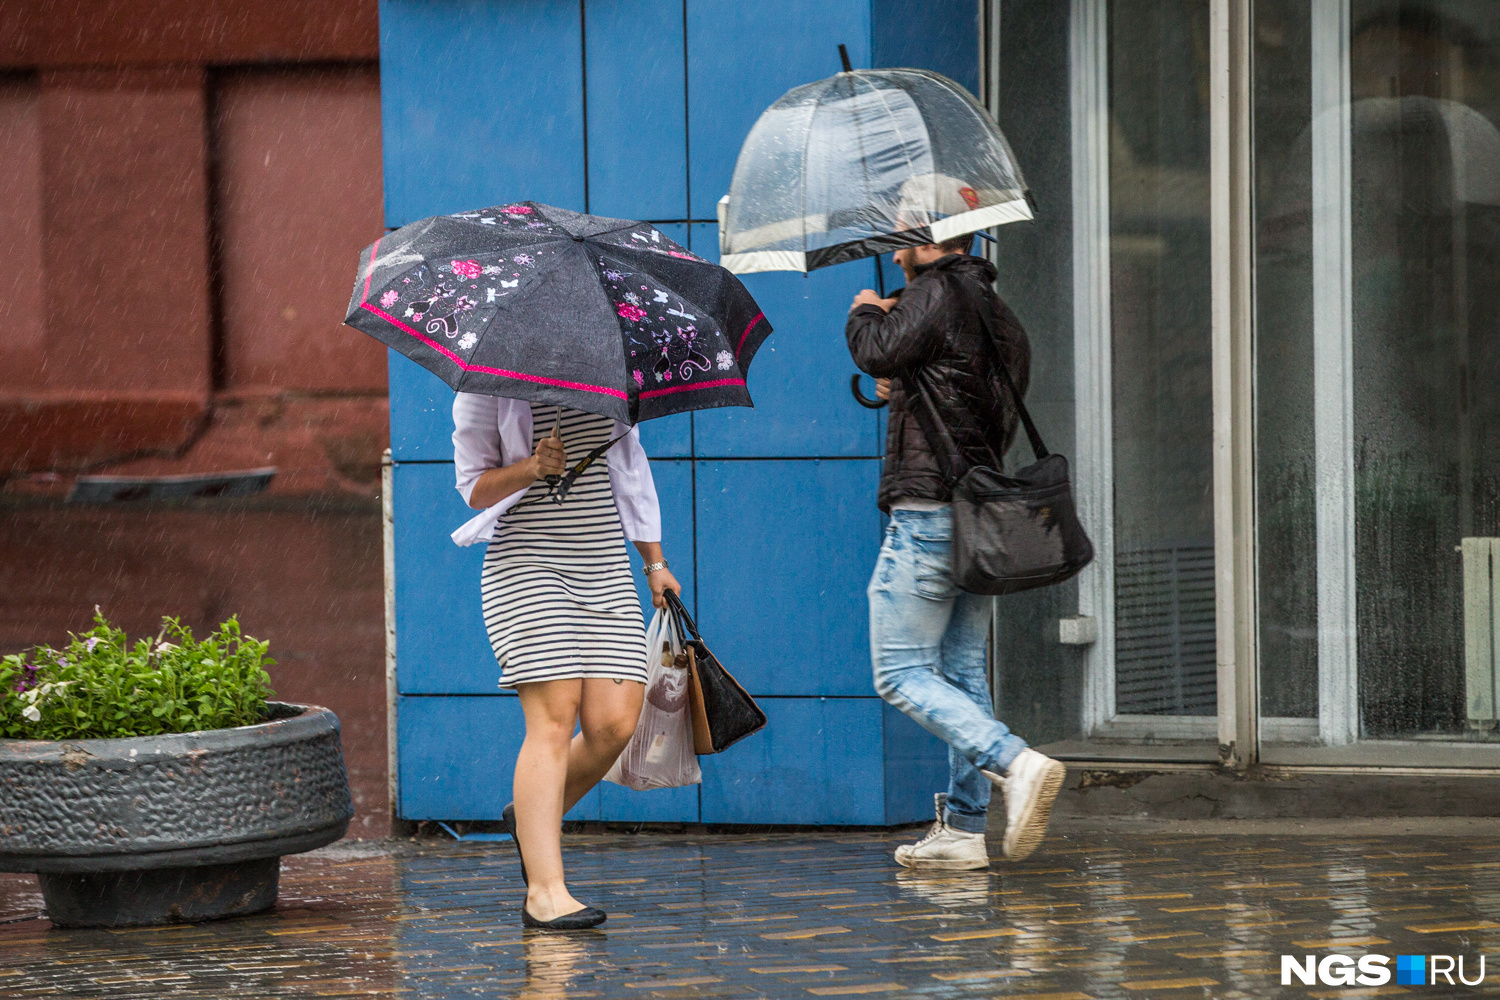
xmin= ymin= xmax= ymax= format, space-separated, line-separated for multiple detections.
xmin=452 ymin=393 xmax=680 ymax=930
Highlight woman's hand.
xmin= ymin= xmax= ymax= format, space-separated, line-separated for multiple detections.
xmin=530 ymin=432 xmax=566 ymax=481
xmin=632 ymin=542 xmax=680 ymax=609
xmin=647 ymin=567 xmax=682 ymax=610
xmin=465 ymin=428 xmax=566 ymax=509
xmin=876 ymin=377 xmax=891 ymax=401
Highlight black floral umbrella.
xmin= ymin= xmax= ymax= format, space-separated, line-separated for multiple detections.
xmin=345 ymin=202 xmax=771 ymax=424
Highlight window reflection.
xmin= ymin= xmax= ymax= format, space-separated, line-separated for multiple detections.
xmin=1350 ymin=1 xmax=1500 ymax=739
xmin=1257 ymin=0 xmax=1500 ymax=743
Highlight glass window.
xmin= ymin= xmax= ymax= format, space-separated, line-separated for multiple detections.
xmin=1350 ymin=1 xmax=1500 ymax=742
xmin=1109 ymin=0 xmax=1217 ymax=719
xmin=1256 ymin=0 xmax=1500 ymax=757
xmin=1254 ymin=1 xmax=1318 ymax=729
xmin=990 ymin=0 xmax=1218 ymax=756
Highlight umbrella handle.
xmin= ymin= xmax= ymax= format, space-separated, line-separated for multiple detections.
xmin=544 ymin=407 xmax=563 ymax=486
xmin=850 ymin=374 xmax=888 ymax=409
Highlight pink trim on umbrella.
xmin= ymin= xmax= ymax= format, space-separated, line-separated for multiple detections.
xmin=360 ymin=302 xmax=628 ymax=400
xmin=735 ymin=312 xmax=764 ymax=356
xmin=361 ymin=237 xmax=383 ymax=303
xmin=639 ymin=377 xmax=747 ymax=400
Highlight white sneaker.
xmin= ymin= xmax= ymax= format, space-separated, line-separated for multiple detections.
xmin=982 ymin=749 xmax=1067 ymax=861
xmin=894 ymin=794 xmax=989 ymax=871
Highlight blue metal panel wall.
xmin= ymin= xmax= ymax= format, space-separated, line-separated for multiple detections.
xmin=689 ymin=224 xmax=883 ymax=458
xmin=694 ymin=459 xmax=880 ymax=696
xmin=379 ymin=0 xmax=587 ymax=225
xmin=881 ymin=702 xmax=953 ymax=823
xmin=870 ymin=0 xmax=980 ymax=94
xmin=584 ymin=0 xmax=688 ymax=221
xmin=389 ymin=352 xmax=459 ymax=461
xmin=398 ymin=695 xmax=600 ymax=821
xmin=392 ymin=461 xmax=494 ymax=694
xmin=683 ymin=1 xmax=871 ymax=221
xmin=386 ymin=0 xmax=949 ymax=826
xmin=699 ymin=698 xmax=885 ymax=825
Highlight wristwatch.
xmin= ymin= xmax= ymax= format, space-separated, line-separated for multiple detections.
xmin=642 ymin=560 xmax=669 ymax=575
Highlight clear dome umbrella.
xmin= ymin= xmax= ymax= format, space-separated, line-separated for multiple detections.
xmin=718 ymin=61 xmax=1032 ymax=275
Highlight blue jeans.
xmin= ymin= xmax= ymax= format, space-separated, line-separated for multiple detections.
xmin=868 ymin=508 xmax=1028 ymax=834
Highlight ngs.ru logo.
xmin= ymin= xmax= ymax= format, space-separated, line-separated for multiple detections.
xmin=1283 ymin=953 xmax=1487 ymax=987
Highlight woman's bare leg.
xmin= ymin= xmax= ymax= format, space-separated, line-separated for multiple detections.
xmin=563 ymin=678 xmax=645 ymax=812
xmin=515 ymin=679 xmax=585 ymax=921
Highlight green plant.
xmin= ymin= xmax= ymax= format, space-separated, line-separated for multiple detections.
xmin=0 ymin=612 xmax=276 ymax=741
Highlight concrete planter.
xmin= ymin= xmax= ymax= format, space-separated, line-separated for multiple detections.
xmin=0 ymin=702 xmax=353 ymax=928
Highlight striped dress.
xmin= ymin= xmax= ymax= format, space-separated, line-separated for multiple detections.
xmin=481 ymin=403 xmax=648 ymax=688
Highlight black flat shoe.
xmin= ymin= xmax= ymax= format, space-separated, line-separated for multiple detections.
xmin=521 ymin=904 xmax=607 ymax=930
xmin=502 ymin=802 xmax=528 ymax=885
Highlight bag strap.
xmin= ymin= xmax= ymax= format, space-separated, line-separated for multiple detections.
xmin=955 ymin=274 xmax=1049 ymax=460
xmin=663 ymin=588 xmax=701 ymax=643
xmin=904 ymin=273 xmax=1048 ymax=484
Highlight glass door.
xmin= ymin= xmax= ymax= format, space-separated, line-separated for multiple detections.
xmin=1071 ymin=0 xmax=1221 ymax=754
xmin=1254 ymin=0 xmax=1500 ymax=765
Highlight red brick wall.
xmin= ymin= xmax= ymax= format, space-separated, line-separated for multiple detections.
xmin=0 ymin=2 xmax=384 ymax=484
xmin=0 ymin=2 xmax=379 ymax=67
xmin=0 ymin=2 xmax=392 ymax=836
xmin=0 ymin=78 xmax=43 ymax=388
xmin=217 ymin=67 xmax=387 ymax=395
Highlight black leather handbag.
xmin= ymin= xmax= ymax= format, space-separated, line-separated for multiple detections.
xmin=663 ymin=589 xmax=766 ymax=754
xmin=908 ymin=284 xmax=1094 ymax=596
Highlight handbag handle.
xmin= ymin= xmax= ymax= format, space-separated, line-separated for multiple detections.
xmin=662 ymin=589 xmax=701 ymax=644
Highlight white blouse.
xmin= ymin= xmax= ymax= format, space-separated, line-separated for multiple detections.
xmin=450 ymin=393 xmax=662 ymax=547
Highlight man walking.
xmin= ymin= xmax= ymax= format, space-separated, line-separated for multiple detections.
xmin=846 ymin=234 xmax=1066 ymax=869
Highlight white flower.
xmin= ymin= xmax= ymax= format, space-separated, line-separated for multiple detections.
xmin=21 ymin=704 xmax=39 ymax=722
xmin=457 ymin=332 xmax=478 ymax=350
xmin=716 ymin=350 xmax=734 ymax=371
xmin=28 ymin=680 xmax=71 ymax=701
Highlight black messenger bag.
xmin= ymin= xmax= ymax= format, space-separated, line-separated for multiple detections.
xmin=908 ymin=283 xmax=1094 ymax=596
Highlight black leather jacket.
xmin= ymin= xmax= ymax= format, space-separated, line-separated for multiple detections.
xmin=846 ymin=253 xmax=1031 ymax=513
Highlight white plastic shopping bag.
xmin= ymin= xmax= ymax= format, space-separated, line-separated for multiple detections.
xmin=603 ymin=606 xmax=701 ymax=790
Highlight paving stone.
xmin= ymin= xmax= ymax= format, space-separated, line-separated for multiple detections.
xmin=2 ymin=830 xmax=1499 ymax=997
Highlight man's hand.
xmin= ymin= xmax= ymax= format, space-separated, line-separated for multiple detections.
xmin=876 ymin=378 xmax=890 ymax=401
xmin=530 ymin=433 xmax=566 ymax=481
xmin=851 ymin=289 xmax=898 ymax=313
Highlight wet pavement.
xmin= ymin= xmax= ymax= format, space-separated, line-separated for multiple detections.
xmin=3 ymin=825 xmax=1500 ymax=999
